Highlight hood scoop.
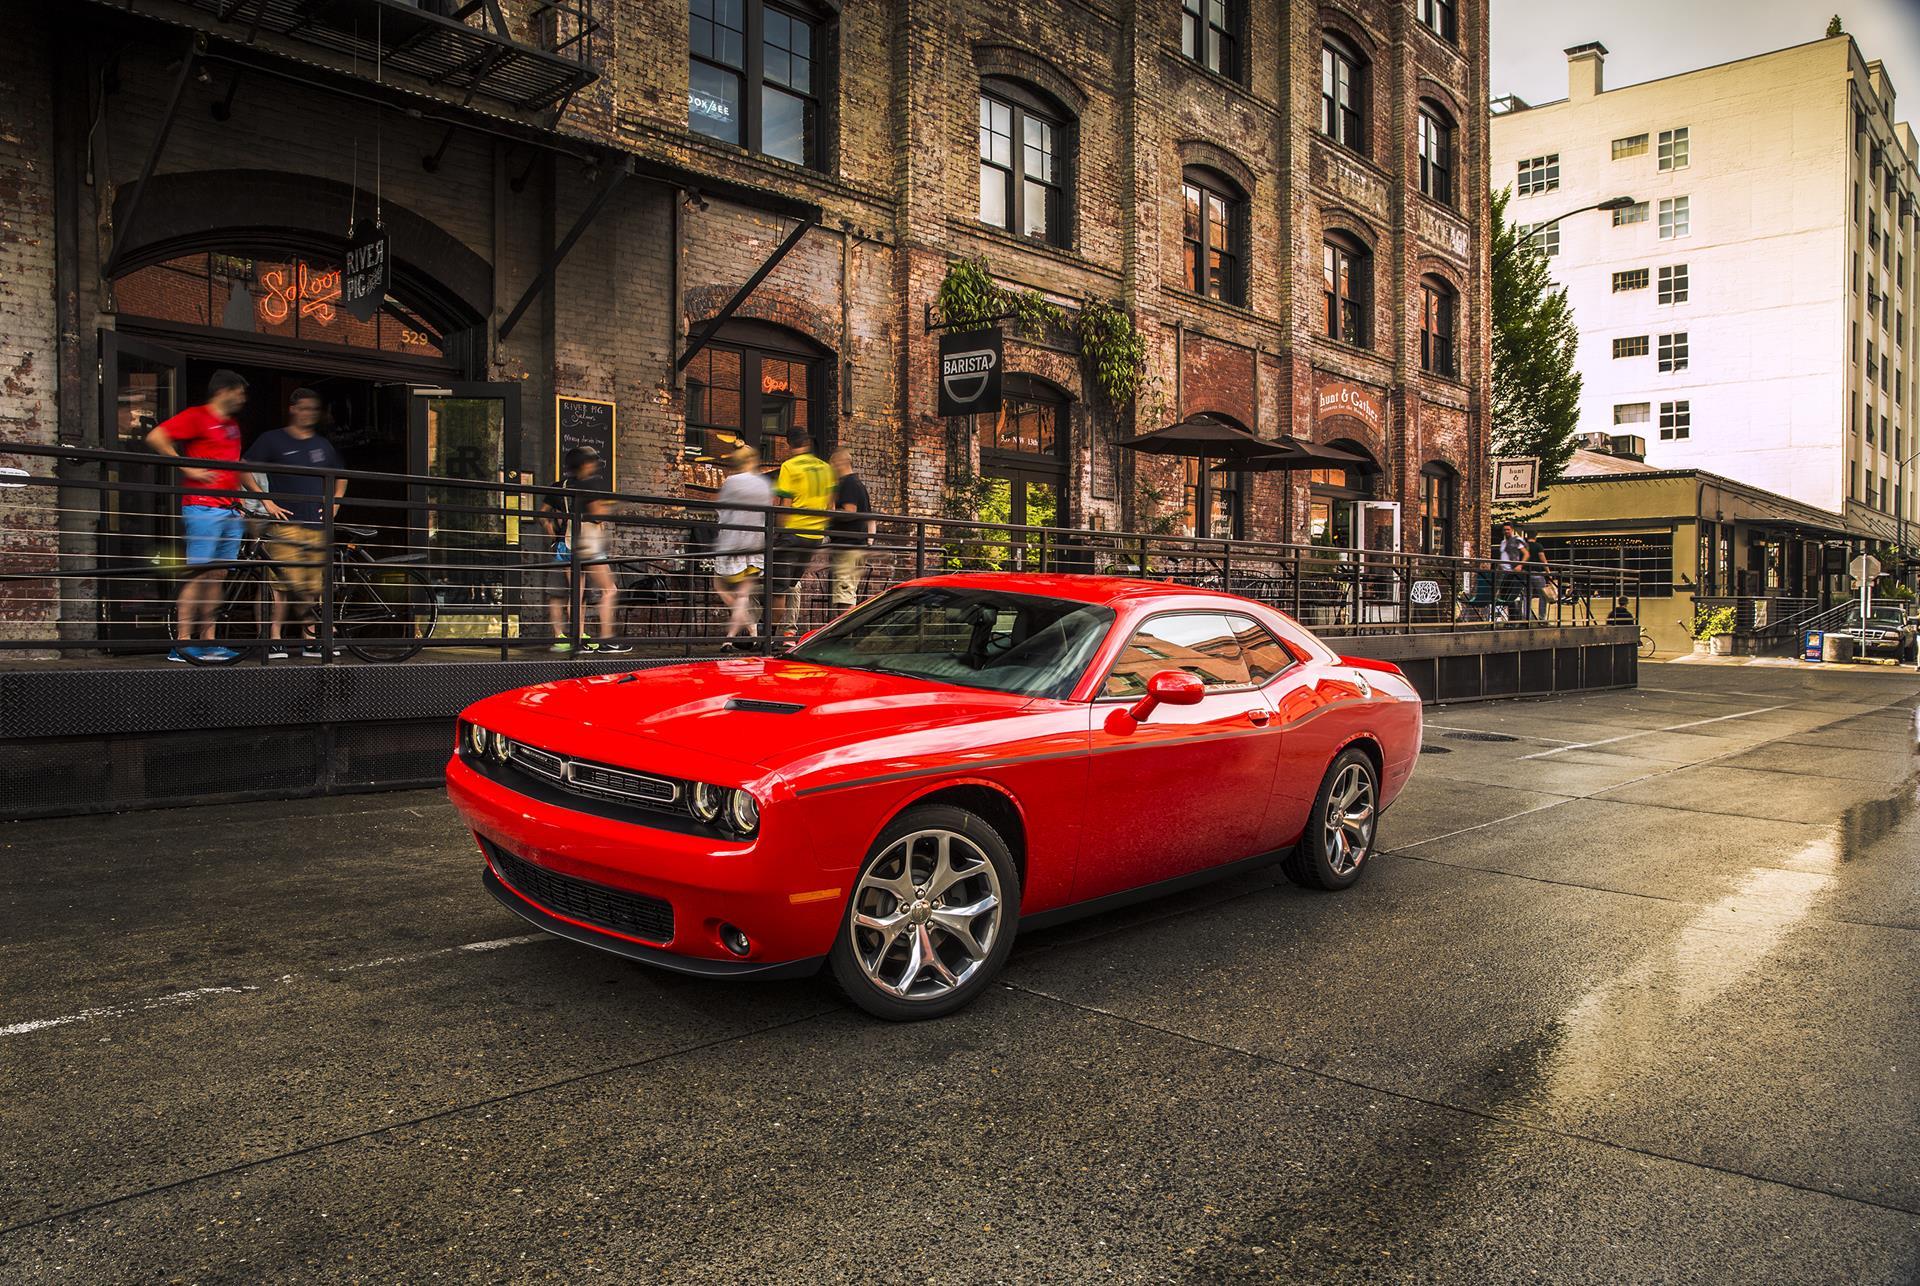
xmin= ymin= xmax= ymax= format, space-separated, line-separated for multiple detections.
xmin=726 ymin=697 xmax=807 ymax=715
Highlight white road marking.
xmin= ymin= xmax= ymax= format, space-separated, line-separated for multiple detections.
xmin=1 ymin=935 xmax=547 ymax=1039
xmin=1517 ymin=705 xmax=1792 ymax=760
xmin=0 ymin=986 xmax=259 ymax=1037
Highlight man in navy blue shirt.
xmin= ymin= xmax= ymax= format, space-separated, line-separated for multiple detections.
xmin=244 ymin=389 xmax=346 ymax=658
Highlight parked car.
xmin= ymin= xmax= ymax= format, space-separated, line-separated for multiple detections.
xmin=446 ymin=575 xmax=1423 ymax=1019
xmin=1842 ymin=603 xmax=1917 ymax=660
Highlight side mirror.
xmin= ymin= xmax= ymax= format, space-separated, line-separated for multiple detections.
xmin=1128 ymin=669 xmax=1205 ymax=723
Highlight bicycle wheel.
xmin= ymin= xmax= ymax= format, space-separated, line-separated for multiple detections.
xmin=334 ymin=564 xmax=437 ymax=663
xmin=1639 ymin=631 xmax=1657 ymax=659
xmin=167 ymin=566 xmax=267 ymax=665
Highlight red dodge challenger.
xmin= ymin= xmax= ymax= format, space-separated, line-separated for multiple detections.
xmin=447 ymin=574 xmax=1421 ymax=1019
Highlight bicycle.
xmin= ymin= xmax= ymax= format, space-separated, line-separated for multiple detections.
xmin=167 ymin=524 xmax=437 ymax=665
xmin=1638 ymin=628 xmax=1657 ymax=658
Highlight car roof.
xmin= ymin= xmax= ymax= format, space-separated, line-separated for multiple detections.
xmin=904 ymin=572 xmax=1247 ymax=609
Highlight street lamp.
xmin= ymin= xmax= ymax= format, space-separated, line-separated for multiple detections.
xmin=1497 ymin=195 xmax=1638 ymax=266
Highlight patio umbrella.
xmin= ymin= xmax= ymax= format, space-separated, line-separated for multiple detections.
xmin=1210 ymin=436 xmax=1372 ymax=545
xmin=1116 ymin=414 xmax=1292 ymax=465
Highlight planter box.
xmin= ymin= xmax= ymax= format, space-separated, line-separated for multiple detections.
xmin=1709 ymin=633 xmax=1735 ymax=656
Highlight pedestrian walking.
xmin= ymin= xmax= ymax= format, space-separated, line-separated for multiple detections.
xmin=147 ymin=369 xmax=249 ymax=662
xmin=1496 ymin=522 xmax=1528 ymax=621
xmin=1523 ymin=533 xmax=1554 ymax=622
xmin=242 ymin=388 xmax=346 ymax=658
xmin=544 ymin=446 xmax=628 ymax=654
xmin=712 ymin=446 xmax=774 ymax=648
xmin=771 ymin=426 xmax=834 ymax=636
xmin=827 ymin=447 xmax=874 ymax=612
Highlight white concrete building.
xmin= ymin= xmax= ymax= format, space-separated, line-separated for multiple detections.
xmin=1491 ymin=36 xmax=1919 ymax=550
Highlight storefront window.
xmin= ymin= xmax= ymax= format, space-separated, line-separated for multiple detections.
xmin=682 ymin=325 xmax=825 ymax=458
xmin=1182 ymin=456 xmax=1239 ymax=538
xmin=113 ymin=253 xmax=444 ymax=358
xmin=1418 ymin=463 xmax=1456 ymax=554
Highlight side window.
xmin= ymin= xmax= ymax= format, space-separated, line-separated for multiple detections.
xmin=1104 ymin=613 xmax=1252 ymax=696
xmin=1226 ymin=615 xmax=1295 ymax=683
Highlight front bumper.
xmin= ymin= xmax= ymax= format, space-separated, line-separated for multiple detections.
xmin=447 ymin=756 xmax=845 ymax=971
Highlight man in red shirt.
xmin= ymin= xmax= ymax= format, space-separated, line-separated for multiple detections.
xmin=145 ymin=369 xmax=249 ymax=662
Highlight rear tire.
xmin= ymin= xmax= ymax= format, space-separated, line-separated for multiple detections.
xmin=1283 ymin=748 xmax=1380 ymax=892
xmin=828 ymin=804 xmax=1020 ymax=1021
xmin=167 ymin=571 xmax=265 ymax=665
xmin=336 ymin=564 xmax=436 ymax=663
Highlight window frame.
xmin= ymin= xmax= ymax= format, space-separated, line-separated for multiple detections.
xmin=1417 ymin=103 xmax=1454 ymax=206
xmin=1612 ymin=201 xmax=1649 ymax=226
xmin=978 ymin=78 xmax=1073 ymax=248
xmin=1180 ymin=0 xmax=1243 ymax=82
xmin=1419 ymin=276 xmax=1457 ymax=376
xmin=1658 ymin=195 xmax=1690 ymax=240
xmin=1613 ymin=335 xmax=1649 ymax=359
xmin=1657 ymin=331 xmax=1688 ymax=373
xmin=1181 ymin=167 xmax=1247 ymax=306
xmin=1657 ymin=126 xmax=1690 ymax=171
xmin=1658 ymin=398 xmax=1691 ymax=440
xmin=1321 ymin=34 xmax=1367 ymax=155
xmin=687 ymin=0 xmax=826 ymax=169
xmin=1418 ymin=462 xmax=1457 ymax=555
xmin=1417 ymin=0 xmax=1457 ymax=43
xmin=1611 ymin=133 xmax=1648 ymax=160
xmin=1516 ymin=153 xmax=1559 ymax=196
xmin=1324 ymin=231 xmax=1372 ymax=347
xmin=1613 ymin=268 xmax=1650 ymax=292
xmin=1657 ymin=263 xmax=1688 ymax=304
xmin=1182 ymin=455 xmax=1243 ymax=540
xmin=682 ymin=323 xmax=830 ymax=458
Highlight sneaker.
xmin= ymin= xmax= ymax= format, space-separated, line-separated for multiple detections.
xmin=166 ymin=648 xmax=190 ymax=663
xmin=549 ymin=641 xmax=574 ymax=654
xmin=267 ymin=646 xmax=290 ymax=660
xmin=301 ymin=645 xmax=342 ymax=659
xmin=595 ymin=642 xmax=632 ymax=655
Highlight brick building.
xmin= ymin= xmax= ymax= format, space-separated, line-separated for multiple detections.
xmin=0 ymin=0 xmax=1489 ymax=584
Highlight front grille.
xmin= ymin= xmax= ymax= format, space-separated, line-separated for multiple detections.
xmin=496 ymin=738 xmax=684 ymax=813
xmin=489 ymin=843 xmax=674 ymax=944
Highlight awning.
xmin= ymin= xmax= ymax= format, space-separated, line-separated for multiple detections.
xmin=1117 ymin=416 xmax=1291 ymax=464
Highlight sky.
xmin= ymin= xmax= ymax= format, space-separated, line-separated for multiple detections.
xmin=1491 ymin=0 xmax=1920 ymax=117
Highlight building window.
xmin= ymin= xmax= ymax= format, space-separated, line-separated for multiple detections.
xmin=1418 ymin=0 xmax=1457 ymax=42
xmin=1614 ymin=402 xmax=1650 ymax=425
xmin=1658 ymin=263 xmax=1688 ymax=304
xmin=1612 ymin=201 xmax=1650 ymax=226
xmin=1323 ymin=232 xmax=1371 ymax=346
xmin=1418 ymin=463 xmax=1457 ymax=554
xmin=1657 ymin=126 xmax=1689 ymax=171
xmin=979 ymin=80 xmax=1072 ymax=247
xmin=1321 ymin=35 xmax=1366 ymax=154
xmin=1613 ymin=335 xmax=1649 ymax=359
xmin=1516 ymin=153 xmax=1558 ymax=195
xmin=1181 ymin=0 xmax=1242 ymax=81
xmin=1519 ymin=221 xmax=1560 ymax=257
xmin=1657 ymin=331 xmax=1688 ymax=372
xmin=1613 ymin=268 xmax=1649 ymax=292
xmin=1182 ymin=168 xmax=1245 ymax=304
xmin=1420 ymin=276 xmax=1457 ymax=376
xmin=1417 ymin=104 xmax=1454 ymax=206
xmin=1612 ymin=133 xmax=1648 ymax=160
xmin=1182 ymin=456 xmax=1241 ymax=538
xmin=1658 ymin=196 xmax=1690 ymax=239
xmin=683 ymin=325 xmax=827 ymax=457
xmin=1659 ymin=399 xmax=1690 ymax=440
xmin=688 ymin=0 xmax=824 ymax=167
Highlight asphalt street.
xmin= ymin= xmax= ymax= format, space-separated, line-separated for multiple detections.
xmin=2 ymin=662 xmax=1917 ymax=1283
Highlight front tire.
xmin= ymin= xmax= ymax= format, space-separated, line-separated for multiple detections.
xmin=829 ymin=804 xmax=1020 ymax=1021
xmin=1283 ymin=748 xmax=1380 ymax=891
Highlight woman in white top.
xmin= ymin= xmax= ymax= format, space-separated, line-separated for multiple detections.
xmin=711 ymin=447 xmax=774 ymax=647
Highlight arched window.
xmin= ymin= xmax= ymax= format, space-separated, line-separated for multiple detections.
xmin=683 ymin=320 xmax=831 ymax=456
xmin=981 ymin=374 xmax=1069 ymax=528
xmin=1420 ymin=275 xmax=1458 ymax=376
xmin=1181 ymin=0 xmax=1243 ymax=83
xmin=1182 ymin=167 xmax=1246 ymax=305
xmin=1417 ymin=102 xmax=1454 ymax=206
xmin=688 ymin=0 xmax=829 ymax=168
xmin=1320 ymin=33 xmax=1367 ymax=154
xmin=1183 ymin=453 xmax=1241 ymax=539
xmin=979 ymin=78 xmax=1073 ymax=247
xmin=1323 ymin=231 xmax=1371 ymax=346
xmin=1307 ymin=440 xmax=1378 ymax=549
xmin=1419 ymin=462 xmax=1458 ymax=555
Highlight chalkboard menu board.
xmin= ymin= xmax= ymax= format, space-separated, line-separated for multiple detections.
xmin=555 ymin=396 xmax=616 ymax=482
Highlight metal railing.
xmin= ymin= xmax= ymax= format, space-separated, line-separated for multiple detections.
xmin=0 ymin=442 xmax=1643 ymax=664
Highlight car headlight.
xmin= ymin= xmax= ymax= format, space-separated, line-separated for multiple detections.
xmin=465 ymin=721 xmax=490 ymax=757
xmin=690 ymin=781 xmax=724 ymax=823
xmin=488 ymin=730 xmax=511 ymax=764
xmin=726 ymin=788 xmax=760 ymax=836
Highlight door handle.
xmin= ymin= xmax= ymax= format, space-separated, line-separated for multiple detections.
xmin=1248 ymin=709 xmax=1271 ymax=726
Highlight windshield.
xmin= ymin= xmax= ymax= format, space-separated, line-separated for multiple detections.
xmin=791 ymin=585 xmax=1116 ymax=699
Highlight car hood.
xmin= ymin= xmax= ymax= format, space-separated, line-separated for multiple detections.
xmin=476 ymin=657 xmax=1042 ymax=769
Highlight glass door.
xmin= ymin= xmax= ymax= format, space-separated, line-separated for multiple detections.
xmin=405 ymin=383 xmax=521 ymax=612
xmin=99 ymin=331 xmax=187 ymax=635
xmin=1359 ymin=500 xmax=1402 ymax=623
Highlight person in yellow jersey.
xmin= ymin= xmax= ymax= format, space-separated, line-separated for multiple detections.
xmin=770 ymin=424 xmax=835 ymax=637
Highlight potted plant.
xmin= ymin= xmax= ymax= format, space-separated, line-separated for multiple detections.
xmin=1694 ymin=605 xmax=1736 ymax=656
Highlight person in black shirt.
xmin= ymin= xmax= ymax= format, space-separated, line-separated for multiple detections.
xmin=827 ymin=448 xmax=874 ymax=611
xmin=242 ymin=389 xmax=345 ymax=658
xmin=543 ymin=446 xmax=627 ymax=654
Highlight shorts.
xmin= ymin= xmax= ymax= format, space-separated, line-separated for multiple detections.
xmin=712 ymin=552 xmax=762 ymax=585
xmin=264 ymin=523 xmax=326 ymax=602
xmin=769 ymin=533 xmax=826 ymax=592
xmin=182 ymin=505 xmax=244 ymax=568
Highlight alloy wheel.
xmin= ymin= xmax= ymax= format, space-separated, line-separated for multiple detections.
xmin=1323 ymin=761 xmax=1376 ymax=876
xmin=848 ymin=828 xmax=1003 ymax=1002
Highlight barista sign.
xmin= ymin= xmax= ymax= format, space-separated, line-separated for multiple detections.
xmin=938 ymin=328 xmax=1004 ymax=417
